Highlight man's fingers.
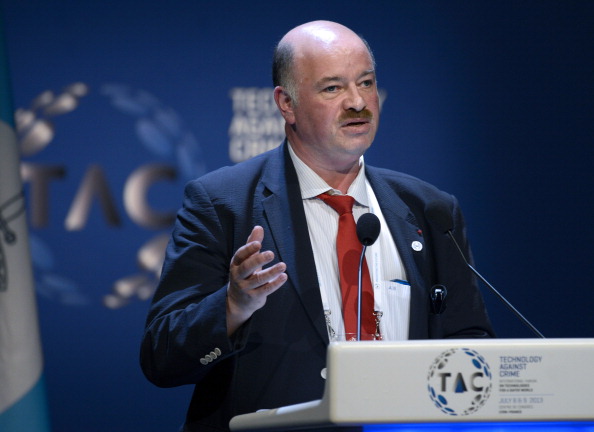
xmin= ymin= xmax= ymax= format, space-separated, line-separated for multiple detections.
xmin=249 ymin=261 xmax=286 ymax=288
xmin=231 ymin=226 xmax=265 ymax=267
xmin=234 ymin=264 xmax=287 ymax=303
xmin=246 ymin=225 xmax=264 ymax=244
xmin=228 ymin=224 xmax=287 ymax=302
xmin=231 ymin=241 xmax=262 ymax=266
xmin=255 ymin=269 xmax=288 ymax=295
xmin=233 ymin=249 xmax=275 ymax=280
xmin=226 ymin=226 xmax=288 ymax=335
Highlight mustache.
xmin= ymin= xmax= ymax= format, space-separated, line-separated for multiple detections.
xmin=339 ymin=109 xmax=374 ymax=122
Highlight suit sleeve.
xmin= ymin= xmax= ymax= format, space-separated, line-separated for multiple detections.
xmin=139 ymin=179 xmax=248 ymax=388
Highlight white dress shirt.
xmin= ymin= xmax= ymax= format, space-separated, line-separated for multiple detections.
xmin=287 ymin=144 xmax=410 ymax=341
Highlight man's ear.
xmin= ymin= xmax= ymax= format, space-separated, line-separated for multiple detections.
xmin=273 ymin=86 xmax=295 ymax=124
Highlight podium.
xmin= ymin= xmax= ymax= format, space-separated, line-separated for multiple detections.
xmin=230 ymin=338 xmax=594 ymax=431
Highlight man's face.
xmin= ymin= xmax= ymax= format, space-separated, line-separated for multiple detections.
xmin=286 ymin=35 xmax=380 ymax=171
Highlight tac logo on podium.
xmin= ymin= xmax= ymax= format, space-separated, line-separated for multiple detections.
xmin=427 ymin=348 xmax=493 ymax=416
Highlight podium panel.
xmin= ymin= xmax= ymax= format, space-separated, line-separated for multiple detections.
xmin=230 ymin=339 xmax=594 ymax=431
xmin=365 ymin=422 xmax=594 ymax=431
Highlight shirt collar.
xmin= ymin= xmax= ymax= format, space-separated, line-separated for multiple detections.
xmin=287 ymin=141 xmax=369 ymax=207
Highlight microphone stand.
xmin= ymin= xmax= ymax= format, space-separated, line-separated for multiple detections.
xmin=356 ymin=245 xmax=368 ymax=341
xmin=446 ymin=230 xmax=545 ymax=339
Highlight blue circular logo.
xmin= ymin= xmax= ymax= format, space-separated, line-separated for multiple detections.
xmin=427 ymin=348 xmax=492 ymax=416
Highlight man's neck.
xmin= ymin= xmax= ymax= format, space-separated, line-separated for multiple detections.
xmin=319 ymin=169 xmax=360 ymax=194
xmin=287 ymin=142 xmax=363 ymax=194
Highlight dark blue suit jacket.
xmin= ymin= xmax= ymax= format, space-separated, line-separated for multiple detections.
xmin=140 ymin=141 xmax=494 ymax=431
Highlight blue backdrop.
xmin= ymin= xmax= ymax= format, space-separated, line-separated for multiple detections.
xmin=2 ymin=1 xmax=593 ymax=431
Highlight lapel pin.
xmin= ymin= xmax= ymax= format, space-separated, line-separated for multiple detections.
xmin=411 ymin=241 xmax=423 ymax=252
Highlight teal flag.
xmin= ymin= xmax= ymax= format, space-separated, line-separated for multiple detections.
xmin=0 ymin=12 xmax=51 ymax=432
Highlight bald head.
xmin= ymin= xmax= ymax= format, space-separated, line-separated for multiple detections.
xmin=272 ymin=21 xmax=375 ymax=103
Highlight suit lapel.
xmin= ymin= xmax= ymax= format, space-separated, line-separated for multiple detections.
xmin=366 ymin=167 xmax=430 ymax=339
xmin=256 ymin=143 xmax=329 ymax=344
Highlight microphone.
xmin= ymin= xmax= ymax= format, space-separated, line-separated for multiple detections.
xmin=357 ymin=213 xmax=381 ymax=246
xmin=356 ymin=213 xmax=381 ymax=340
xmin=426 ymin=201 xmax=545 ymax=338
xmin=430 ymin=284 xmax=447 ymax=314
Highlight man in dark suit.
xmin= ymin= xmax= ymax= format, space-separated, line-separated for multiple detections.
xmin=140 ymin=20 xmax=494 ymax=432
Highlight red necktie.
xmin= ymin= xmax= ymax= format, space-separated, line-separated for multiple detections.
xmin=318 ymin=193 xmax=375 ymax=340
